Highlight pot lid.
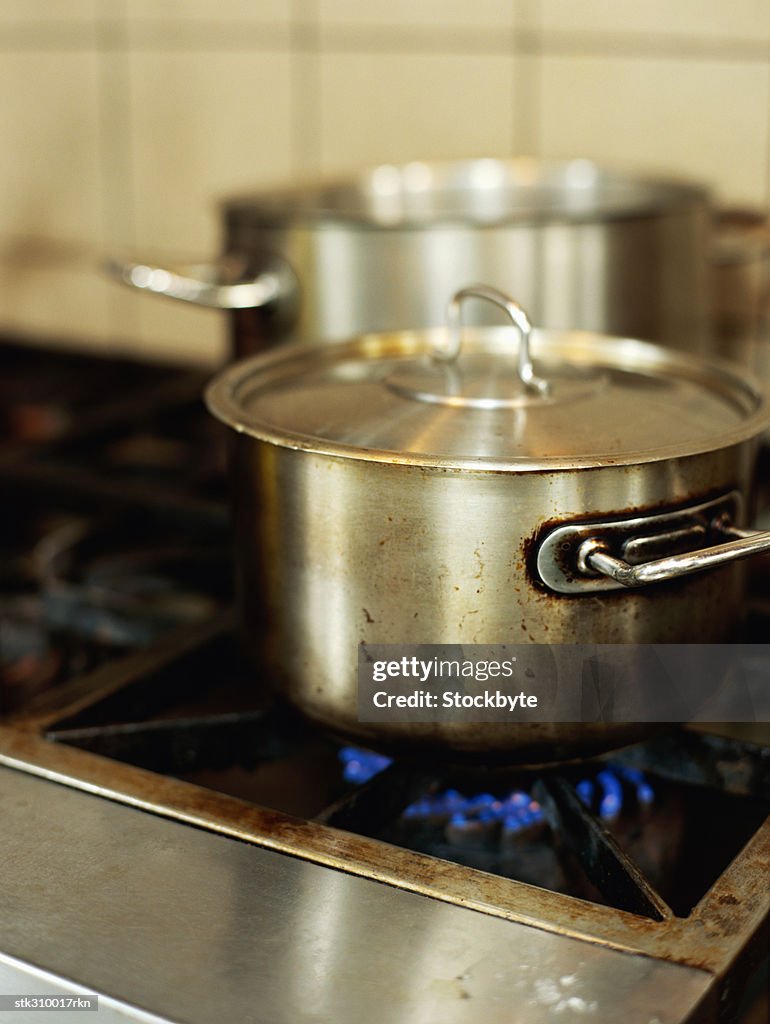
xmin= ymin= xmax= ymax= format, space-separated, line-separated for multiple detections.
xmin=206 ymin=286 xmax=768 ymax=471
xmin=224 ymin=158 xmax=709 ymax=230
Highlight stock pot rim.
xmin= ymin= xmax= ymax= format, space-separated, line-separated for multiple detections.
xmin=206 ymin=326 xmax=770 ymax=473
xmin=222 ymin=157 xmax=711 ymax=232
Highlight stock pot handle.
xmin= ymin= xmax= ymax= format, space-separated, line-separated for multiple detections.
xmin=579 ymin=521 xmax=770 ymax=587
xmin=536 ymin=494 xmax=770 ymax=593
xmin=438 ymin=284 xmax=550 ymax=396
xmin=103 ymin=252 xmax=296 ymax=311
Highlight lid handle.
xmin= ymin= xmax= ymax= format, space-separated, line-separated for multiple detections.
xmin=437 ymin=285 xmax=550 ymax=396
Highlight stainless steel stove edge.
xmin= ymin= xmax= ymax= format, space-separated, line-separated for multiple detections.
xmin=0 ymin=763 xmax=717 ymax=1024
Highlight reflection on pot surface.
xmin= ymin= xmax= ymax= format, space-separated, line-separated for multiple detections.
xmin=108 ymin=158 xmax=712 ymax=357
xmin=207 ymin=287 xmax=770 ymax=761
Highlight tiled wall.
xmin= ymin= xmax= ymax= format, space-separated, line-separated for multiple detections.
xmin=1 ymin=0 xmax=768 ymax=365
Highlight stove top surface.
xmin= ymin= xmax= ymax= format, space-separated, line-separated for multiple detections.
xmin=1 ymin=339 xmax=768 ymax=1024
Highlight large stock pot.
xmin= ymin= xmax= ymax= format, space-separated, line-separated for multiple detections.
xmin=110 ymin=158 xmax=711 ymax=358
xmin=206 ymin=287 xmax=770 ymax=764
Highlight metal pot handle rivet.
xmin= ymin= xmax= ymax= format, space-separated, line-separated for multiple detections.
xmin=437 ymin=284 xmax=551 ymax=396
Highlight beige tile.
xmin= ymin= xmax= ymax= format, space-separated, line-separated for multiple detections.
xmin=102 ymin=291 xmax=141 ymax=353
xmin=125 ymin=0 xmax=291 ymax=22
xmin=0 ymin=52 xmax=103 ymax=246
xmin=541 ymin=0 xmax=770 ymax=43
xmin=98 ymin=45 xmax=134 ymax=249
xmin=128 ymin=51 xmax=294 ymax=254
xmin=319 ymin=0 xmax=515 ymax=29
xmin=126 ymin=50 xmax=293 ymax=363
xmin=539 ymin=57 xmax=770 ymax=205
xmin=0 ymin=1 xmax=95 ymax=20
xmin=319 ymin=53 xmax=517 ymax=173
xmin=0 ymin=260 xmax=115 ymax=346
xmin=513 ymin=53 xmax=540 ymax=152
xmin=515 ymin=0 xmax=540 ymax=30
xmin=123 ymin=0 xmax=291 ymax=46
xmin=132 ymin=293 xmax=227 ymax=366
xmin=125 ymin=21 xmax=290 ymax=49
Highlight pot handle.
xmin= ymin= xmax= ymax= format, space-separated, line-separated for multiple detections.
xmin=579 ymin=520 xmax=770 ymax=588
xmin=536 ymin=493 xmax=770 ymax=593
xmin=103 ymin=251 xmax=296 ymax=311
xmin=439 ymin=284 xmax=550 ymax=396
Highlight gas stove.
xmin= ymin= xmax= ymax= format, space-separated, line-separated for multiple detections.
xmin=1 ymin=339 xmax=768 ymax=1024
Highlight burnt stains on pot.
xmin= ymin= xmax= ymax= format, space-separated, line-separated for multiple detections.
xmin=206 ymin=296 xmax=770 ymax=761
xmin=523 ymin=483 xmax=745 ymax=598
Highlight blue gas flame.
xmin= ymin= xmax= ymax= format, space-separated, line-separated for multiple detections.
xmin=337 ymin=748 xmax=654 ymax=834
xmin=339 ymin=746 xmax=392 ymax=784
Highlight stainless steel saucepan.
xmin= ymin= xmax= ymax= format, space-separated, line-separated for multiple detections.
xmin=108 ymin=158 xmax=711 ymax=358
xmin=206 ymin=286 xmax=770 ymax=763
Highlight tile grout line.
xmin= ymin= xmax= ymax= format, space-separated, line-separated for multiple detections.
xmin=0 ymin=23 xmax=766 ymax=63
xmin=511 ymin=0 xmax=519 ymax=154
xmin=291 ymin=0 xmax=322 ymax=177
xmin=94 ymin=0 xmax=139 ymax=345
xmin=513 ymin=0 xmax=542 ymax=156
